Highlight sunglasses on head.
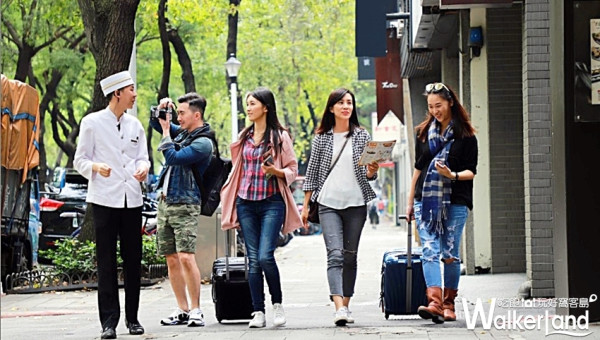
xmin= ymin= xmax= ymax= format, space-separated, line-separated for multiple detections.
xmin=425 ymin=83 xmax=449 ymax=94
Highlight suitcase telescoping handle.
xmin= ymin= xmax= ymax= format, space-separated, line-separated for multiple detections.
xmin=398 ymin=214 xmax=413 ymax=313
xmin=223 ymin=224 xmax=248 ymax=281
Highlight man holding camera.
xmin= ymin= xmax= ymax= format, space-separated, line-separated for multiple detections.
xmin=149 ymin=93 xmax=214 ymax=327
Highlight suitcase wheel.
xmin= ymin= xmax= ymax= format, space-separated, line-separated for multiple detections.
xmin=385 ymin=312 xmax=389 ymax=320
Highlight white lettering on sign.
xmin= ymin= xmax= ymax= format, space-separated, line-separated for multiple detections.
xmin=381 ymin=81 xmax=399 ymax=89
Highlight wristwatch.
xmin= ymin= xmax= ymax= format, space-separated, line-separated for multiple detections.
xmin=454 ymin=172 xmax=459 ymax=181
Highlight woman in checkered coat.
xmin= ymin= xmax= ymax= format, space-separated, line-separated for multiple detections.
xmin=301 ymin=88 xmax=379 ymax=326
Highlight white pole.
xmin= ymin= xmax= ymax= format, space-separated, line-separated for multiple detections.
xmin=128 ymin=25 xmax=137 ymax=117
xmin=230 ymin=82 xmax=238 ymax=142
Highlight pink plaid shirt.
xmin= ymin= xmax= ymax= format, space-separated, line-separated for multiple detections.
xmin=237 ymin=133 xmax=279 ymax=200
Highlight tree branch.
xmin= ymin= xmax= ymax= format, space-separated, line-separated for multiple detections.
xmin=136 ymin=32 xmax=158 ymax=46
xmin=33 ymin=26 xmax=73 ymax=53
xmin=1 ymin=17 xmax=23 ymax=48
xmin=168 ymin=27 xmax=195 ymax=93
xmin=22 ymin=0 xmax=38 ymax=41
xmin=50 ymin=105 xmax=68 ymax=151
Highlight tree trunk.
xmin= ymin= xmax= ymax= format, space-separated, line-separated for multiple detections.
xmin=14 ymin=42 xmax=45 ymax=87
xmin=39 ymin=70 xmax=65 ymax=184
xmin=227 ymin=0 xmax=243 ymax=135
xmin=168 ymin=28 xmax=196 ymax=93
xmin=146 ymin=124 xmax=155 ymax=175
xmin=77 ymin=0 xmax=141 ymax=113
xmin=14 ymin=45 xmax=34 ymax=82
xmin=77 ymin=0 xmax=141 ymax=242
xmin=144 ymin=0 xmax=173 ymax=176
xmin=304 ymin=89 xmax=318 ymax=130
xmin=38 ymin=127 xmax=49 ymax=186
xmin=80 ymin=204 xmax=95 ymax=243
xmin=226 ymin=0 xmax=241 ymax=63
xmin=157 ymin=0 xmax=171 ymax=101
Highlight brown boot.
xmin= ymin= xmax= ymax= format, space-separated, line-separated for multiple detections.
xmin=443 ymin=288 xmax=458 ymax=321
xmin=417 ymin=287 xmax=444 ymax=324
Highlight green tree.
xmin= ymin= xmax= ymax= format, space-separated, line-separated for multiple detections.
xmin=3 ymin=0 xmax=365 ymax=179
xmin=1 ymin=0 xmax=88 ymax=182
xmin=236 ymin=0 xmax=359 ymax=172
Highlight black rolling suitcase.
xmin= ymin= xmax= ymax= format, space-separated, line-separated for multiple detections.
xmin=211 ymin=231 xmax=253 ymax=323
xmin=380 ymin=215 xmax=428 ymax=318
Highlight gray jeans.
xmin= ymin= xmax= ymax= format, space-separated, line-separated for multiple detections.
xmin=319 ymin=204 xmax=367 ymax=297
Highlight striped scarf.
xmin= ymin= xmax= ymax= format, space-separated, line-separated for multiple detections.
xmin=421 ymin=119 xmax=454 ymax=234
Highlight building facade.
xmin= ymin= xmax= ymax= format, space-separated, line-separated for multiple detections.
xmin=383 ymin=0 xmax=600 ymax=320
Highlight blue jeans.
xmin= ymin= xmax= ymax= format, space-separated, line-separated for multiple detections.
xmin=319 ymin=204 xmax=367 ymax=297
xmin=414 ymin=201 xmax=468 ymax=290
xmin=236 ymin=193 xmax=285 ymax=313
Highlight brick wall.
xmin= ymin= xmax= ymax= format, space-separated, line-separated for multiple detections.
xmin=486 ymin=5 xmax=526 ymax=273
xmin=522 ymin=0 xmax=554 ymax=297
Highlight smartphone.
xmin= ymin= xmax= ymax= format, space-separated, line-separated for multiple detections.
xmin=263 ymin=155 xmax=274 ymax=166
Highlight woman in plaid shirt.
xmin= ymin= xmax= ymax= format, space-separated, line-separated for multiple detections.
xmin=220 ymin=87 xmax=303 ymax=328
xmin=301 ymin=88 xmax=379 ymax=326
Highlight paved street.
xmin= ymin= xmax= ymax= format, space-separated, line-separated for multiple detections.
xmin=1 ymin=219 xmax=598 ymax=339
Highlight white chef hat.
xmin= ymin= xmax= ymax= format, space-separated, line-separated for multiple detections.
xmin=100 ymin=71 xmax=134 ymax=97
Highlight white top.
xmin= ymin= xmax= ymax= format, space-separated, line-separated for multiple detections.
xmin=318 ymin=133 xmax=364 ymax=209
xmin=74 ymin=107 xmax=150 ymax=208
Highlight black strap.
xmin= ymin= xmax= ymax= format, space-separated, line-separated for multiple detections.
xmin=325 ymin=135 xmax=350 ymax=179
xmin=190 ymin=131 xmax=220 ymax=202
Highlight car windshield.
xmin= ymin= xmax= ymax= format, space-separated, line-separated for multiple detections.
xmin=48 ymin=168 xmax=88 ymax=201
xmin=55 ymin=183 xmax=87 ymax=201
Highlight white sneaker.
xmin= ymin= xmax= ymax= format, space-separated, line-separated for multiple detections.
xmin=347 ymin=310 xmax=354 ymax=324
xmin=188 ymin=308 xmax=205 ymax=327
xmin=273 ymin=303 xmax=286 ymax=326
xmin=334 ymin=306 xmax=349 ymax=326
xmin=160 ymin=307 xmax=189 ymax=325
xmin=248 ymin=311 xmax=266 ymax=328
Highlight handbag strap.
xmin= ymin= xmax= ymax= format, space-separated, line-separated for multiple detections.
xmin=311 ymin=134 xmax=350 ymax=203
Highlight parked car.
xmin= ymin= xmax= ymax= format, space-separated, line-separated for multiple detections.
xmin=38 ymin=167 xmax=159 ymax=261
xmin=38 ymin=168 xmax=87 ymax=258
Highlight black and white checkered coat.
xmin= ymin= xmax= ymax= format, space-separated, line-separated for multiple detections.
xmin=303 ymin=127 xmax=377 ymax=204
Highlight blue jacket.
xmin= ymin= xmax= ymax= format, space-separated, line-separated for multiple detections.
xmin=150 ymin=119 xmax=213 ymax=205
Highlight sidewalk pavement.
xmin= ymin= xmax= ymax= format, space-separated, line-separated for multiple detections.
xmin=2 ymin=219 xmax=599 ymax=339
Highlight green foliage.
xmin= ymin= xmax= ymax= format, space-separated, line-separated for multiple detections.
xmin=141 ymin=234 xmax=166 ymax=266
xmin=39 ymin=236 xmax=165 ymax=275
xmin=39 ymin=238 xmax=96 ymax=274
xmin=3 ymin=0 xmax=374 ymax=173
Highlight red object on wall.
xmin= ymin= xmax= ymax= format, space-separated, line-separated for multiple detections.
xmin=375 ymin=28 xmax=403 ymax=124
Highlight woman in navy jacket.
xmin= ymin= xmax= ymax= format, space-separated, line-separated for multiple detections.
xmin=406 ymin=82 xmax=478 ymax=324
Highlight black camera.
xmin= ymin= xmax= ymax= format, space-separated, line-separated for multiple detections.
xmin=150 ymin=105 xmax=172 ymax=120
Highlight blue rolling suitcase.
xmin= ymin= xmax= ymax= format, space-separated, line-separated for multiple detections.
xmin=380 ymin=215 xmax=428 ymax=319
